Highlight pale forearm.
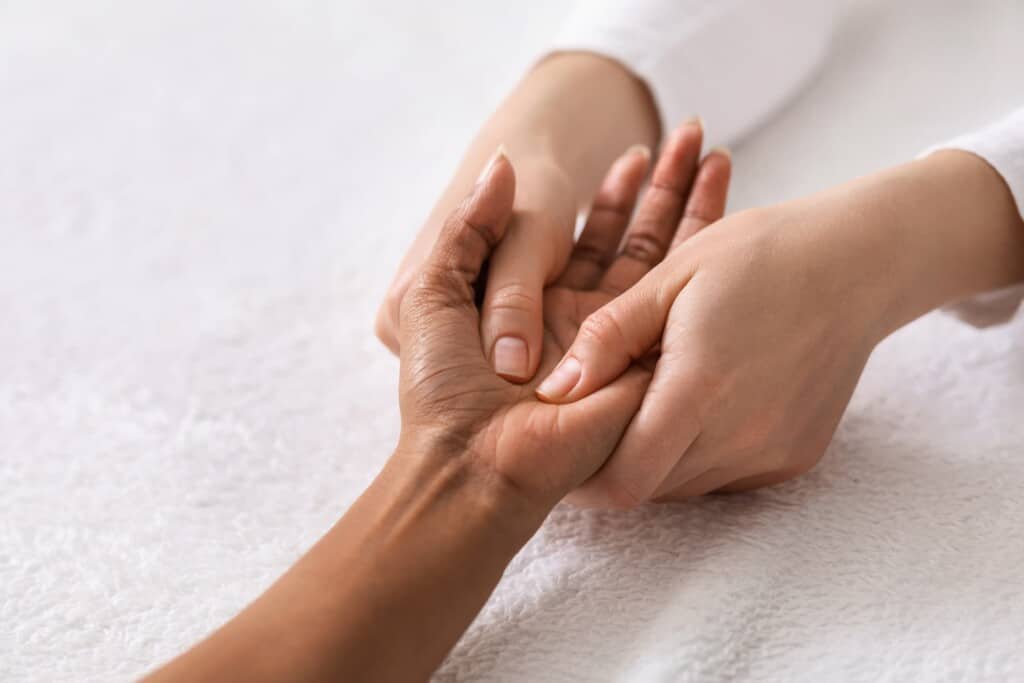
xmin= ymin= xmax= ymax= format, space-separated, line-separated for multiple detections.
xmin=454 ymin=52 xmax=659 ymax=209
xmin=879 ymin=151 xmax=1024 ymax=331
xmin=777 ymin=151 xmax=1024 ymax=344
xmin=378 ymin=51 xmax=660 ymax=356
xmin=403 ymin=52 xmax=659 ymax=273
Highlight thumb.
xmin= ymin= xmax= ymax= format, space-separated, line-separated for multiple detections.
xmin=399 ymin=149 xmax=515 ymax=345
xmin=535 ymin=260 xmax=688 ymax=404
xmin=479 ymin=160 xmax=576 ymax=383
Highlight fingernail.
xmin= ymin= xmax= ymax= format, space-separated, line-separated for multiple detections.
xmin=707 ymin=145 xmax=731 ymax=159
xmin=476 ymin=144 xmax=508 ymax=185
xmin=493 ymin=336 xmax=529 ymax=380
xmin=625 ymin=143 xmax=651 ymax=161
xmin=536 ymin=356 xmax=582 ymax=400
xmin=681 ymin=115 xmax=704 ymax=130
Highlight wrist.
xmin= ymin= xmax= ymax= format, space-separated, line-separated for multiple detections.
xmin=876 ymin=152 xmax=1024 ymax=334
xmin=466 ymin=52 xmax=658 ymax=211
xmin=792 ymin=152 xmax=1024 ymax=342
xmin=513 ymin=51 xmax=661 ymax=168
xmin=388 ymin=433 xmax=552 ymax=543
xmin=242 ymin=438 xmax=551 ymax=682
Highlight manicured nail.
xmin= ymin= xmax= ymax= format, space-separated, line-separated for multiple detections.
xmin=477 ymin=144 xmax=508 ymax=185
xmin=493 ymin=336 xmax=529 ymax=380
xmin=707 ymin=145 xmax=731 ymax=159
xmin=536 ymin=356 xmax=582 ymax=400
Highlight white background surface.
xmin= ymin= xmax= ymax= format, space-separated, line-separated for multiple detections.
xmin=2 ymin=1 xmax=1024 ymax=680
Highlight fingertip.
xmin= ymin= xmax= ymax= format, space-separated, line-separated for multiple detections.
xmin=706 ymin=145 xmax=731 ymax=161
xmin=476 ymin=144 xmax=508 ymax=183
xmin=488 ymin=146 xmax=515 ymax=184
xmin=701 ymin=147 xmax=733 ymax=181
xmin=651 ymin=118 xmax=704 ymax=189
xmin=625 ymin=143 xmax=652 ymax=161
xmin=671 ymin=146 xmax=732 ymax=250
xmin=419 ymin=148 xmax=519 ymax=311
xmin=376 ymin=319 xmax=399 ymax=356
xmin=481 ymin=276 xmax=545 ymax=383
xmin=492 ymin=335 xmax=531 ymax=383
xmin=481 ymin=198 xmax=569 ymax=383
xmin=373 ymin=303 xmax=401 ymax=355
xmin=668 ymin=116 xmax=704 ymax=150
xmin=621 ymin=144 xmax=652 ymax=176
xmin=535 ymin=355 xmax=582 ymax=402
xmin=692 ymin=147 xmax=732 ymax=211
xmin=601 ymin=144 xmax=653 ymax=204
xmin=466 ymin=147 xmax=517 ymax=229
xmin=683 ymin=115 xmax=704 ymax=132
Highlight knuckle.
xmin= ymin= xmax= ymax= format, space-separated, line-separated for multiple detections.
xmin=682 ymin=205 xmax=717 ymax=225
xmin=447 ymin=197 xmax=501 ymax=248
xmin=620 ymin=230 xmax=668 ymax=265
xmin=588 ymin=201 xmax=631 ymax=224
xmin=406 ymin=266 xmax=471 ymax=313
xmin=572 ymin=239 xmax=613 ymax=268
xmin=458 ymin=214 xmax=500 ymax=253
xmin=486 ymin=282 xmax=539 ymax=316
xmin=578 ymin=308 xmax=627 ymax=349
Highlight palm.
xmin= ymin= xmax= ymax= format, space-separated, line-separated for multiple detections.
xmin=401 ymin=120 xmax=731 ymax=504
xmin=474 ymin=287 xmax=631 ymax=498
xmin=400 ymin=289 xmax=642 ymax=504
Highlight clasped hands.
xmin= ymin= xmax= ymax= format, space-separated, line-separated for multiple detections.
xmin=385 ymin=118 xmax=883 ymax=509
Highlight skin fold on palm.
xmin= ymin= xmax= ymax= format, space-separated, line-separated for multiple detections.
xmin=397 ymin=119 xmax=732 ymax=507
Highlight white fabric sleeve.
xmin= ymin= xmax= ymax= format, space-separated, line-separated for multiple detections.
xmin=925 ymin=108 xmax=1024 ymax=327
xmin=549 ymin=0 xmax=840 ymax=145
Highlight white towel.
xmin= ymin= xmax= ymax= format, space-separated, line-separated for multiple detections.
xmin=3 ymin=0 xmax=1023 ymax=681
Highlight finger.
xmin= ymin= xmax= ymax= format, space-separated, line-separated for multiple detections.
xmin=716 ymin=470 xmax=795 ymax=493
xmin=649 ymin=435 xmax=716 ymax=498
xmin=671 ymin=148 xmax=732 ymax=249
xmin=656 ymin=456 xmax=809 ymax=499
xmin=376 ymin=196 xmax=460 ymax=355
xmin=538 ymin=364 xmax=653 ymax=500
xmin=375 ymin=268 xmax=418 ymax=355
xmin=374 ymin=296 xmax=402 ymax=355
xmin=654 ymin=468 xmax=735 ymax=499
xmin=535 ymin=257 xmax=691 ymax=404
xmin=569 ymin=357 xmax=705 ymax=507
xmin=572 ymin=280 xmax=719 ymax=504
xmin=598 ymin=118 xmax=703 ymax=296
xmin=399 ymin=149 xmax=515 ymax=344
xmin=557 ymin=145 xmax=651 ymax=290
xmin=480 ymin=177 xmax=577 ymax=384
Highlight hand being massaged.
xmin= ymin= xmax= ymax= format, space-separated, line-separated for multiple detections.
xmin=399 ymin=119 xmax=731 ymax=504
xmin=144 ymin=122 xmax=732 ymax=683
xmin=147 ymin=122 xmax=1024 ymax=682
xmin=386 ymin=120 xmax=1024 ymax=508
xmin=144 ymin=35 xmax=1024 ymax=683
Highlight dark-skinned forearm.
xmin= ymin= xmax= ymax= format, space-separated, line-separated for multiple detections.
xmin=144 ymin=442 xmax=549 ymax=682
